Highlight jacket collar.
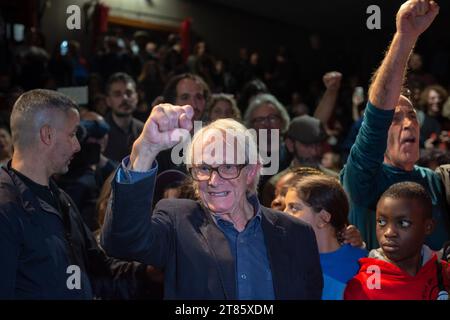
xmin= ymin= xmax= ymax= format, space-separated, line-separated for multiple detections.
xmin=1 ymin=165 xmax=64 ymax=219
xmin=260 ymin=207 xmax=288 ymax=299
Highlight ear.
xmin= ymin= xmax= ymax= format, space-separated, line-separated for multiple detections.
xmin=246 ymin=163 xmax=261 ymax=185
xmin=285 ymin=137 xmax=294 ymax=153
xmin=317 ymin=209 xmax=331 ymax=229
xmin=39 ymin=125 xmax=53 ymax=146
xmin=424 ymin=218 xmax=435 ymax=236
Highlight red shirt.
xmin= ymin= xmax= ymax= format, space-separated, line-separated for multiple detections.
xmin=344 ymin=254 xmax=450 ymax=300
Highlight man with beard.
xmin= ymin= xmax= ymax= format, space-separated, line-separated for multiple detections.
xmin=341 ymin=0 xmax=449 ymax=250
xmin=155 ymin=73 xmax=211 ymax=173
xmin=104 ymin=72 xmax=144 ymax=162
xmin=260 ymin=114 xmax=336 ymax=207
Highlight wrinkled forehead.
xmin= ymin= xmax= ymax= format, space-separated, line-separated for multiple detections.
xmin=191 ymin=129 xmax=249 ymax=165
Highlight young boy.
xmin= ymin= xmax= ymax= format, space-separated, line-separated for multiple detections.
xmin=344 ymin=182 xmax=450 ymax=300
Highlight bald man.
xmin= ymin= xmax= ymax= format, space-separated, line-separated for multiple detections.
xmin=0 ymin=89 xmax=151 ymax=299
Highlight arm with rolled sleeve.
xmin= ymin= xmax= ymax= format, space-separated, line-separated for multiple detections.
xmin=100 ymin=157 xmax=174 ymax=269
xmin=340 ymin=103 xmax=394 ymax=206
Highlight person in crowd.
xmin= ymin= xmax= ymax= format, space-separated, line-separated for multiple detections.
xmin=321 ymin=151 xmax=342 ymax=173
xmin=417 ymin=149 xmax=450 ymax=171
xmin=207 ymin=93 xmax=241 ymax=122
xmin=153 ymin=169 xmax=189 ymax=205
xmin=340 ymin=0 xmax=449 ymax=250
xmin=137 ymin=55 xmax=165 ymax=108
xmin=284 ymin=175 xmax=368 ymax=300
xmin=103 ymin=72 xmax=144 ymax=162
xmin=155 ymin=73 xmax=211 ymax=173
xmin=161 ymin=73 xmax=210 ymax=122
xmin=418 ymin=85 xmax=449 ymax=146
xmin=244 ymin=93 xmax=292 ymax=191
xmin=0 ymin=125 xmax=13 ymax=166
xmin=270 ymin=167 xmax=323 ymax=212
xmin=237 ymin=79 xmax=269 ymax=113
xmin=101 ymin=106 xmax=323 ymax=299
xmin=261 ymin=114 xmax=335 ymax=207
xmin=0 ymin=89 xmax=156 ymax=299
xmin=58 ymin=111 xmax=115 ymax=231
xmin=345 ymin=182 xmax=450 ymax=300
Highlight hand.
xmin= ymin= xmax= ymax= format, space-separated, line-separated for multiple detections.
xmin=323 ymin=71 xmax=342 ymax=91
xmin=396 ymin=0 xmax=439 ymax=39
xmin=352 ymin=88 xmax=365 ymax=107
xmin=424 ymin=133 xmax=438 ymax=149
xmin=131 ymin=104 xmax=194 ymax=171
xmin=151 ymin=95 xmax=165 ymax=108
xmin=341 ymin=225 xmax=364 ymax=248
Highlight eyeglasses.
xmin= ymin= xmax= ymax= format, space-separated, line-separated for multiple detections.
xmin=189 ymin=164 xmax=247 ymax=181
xmin=251 ymin=114 xmax=282 ymax=126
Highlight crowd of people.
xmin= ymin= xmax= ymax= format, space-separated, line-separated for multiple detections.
xmin=0 ymin=0 xmax=449 ymax=300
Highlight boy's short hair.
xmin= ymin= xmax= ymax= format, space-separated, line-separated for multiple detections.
xmin=379 ymin=182 xmax=432 ymax=219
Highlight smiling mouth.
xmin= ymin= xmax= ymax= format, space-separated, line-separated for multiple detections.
xmin=208 ymin=191 xmax=230 ymax=197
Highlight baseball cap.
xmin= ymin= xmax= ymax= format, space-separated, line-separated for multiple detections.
xmin=287 ymin=115 xmax=327 ymax=144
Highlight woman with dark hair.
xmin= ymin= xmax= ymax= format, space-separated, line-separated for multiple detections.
xmin=284 ymin=175 xmax=367 ymax=300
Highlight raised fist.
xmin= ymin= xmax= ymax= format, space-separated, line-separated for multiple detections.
xmin=323 ymin=71 xmax=342 ymax=91
xmin=140 ymin=104 xmax=194 ymax=152
xmin=130 ymin=104 xmax=194 ymax=171
xmin=396 ymin=0 xmax=439 ymax=39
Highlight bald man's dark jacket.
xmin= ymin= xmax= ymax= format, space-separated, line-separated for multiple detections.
xmin=0 ymin=165 xmax=150 ymax=299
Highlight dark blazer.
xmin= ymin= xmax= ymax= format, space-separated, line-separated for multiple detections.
xmin=101 ymin=171 xmax=323 ymax=299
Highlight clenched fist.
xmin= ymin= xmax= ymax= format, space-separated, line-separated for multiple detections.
xmin=396 ymin=0 xmax=439 ymax=39
xmin=323 ymin=71 xmax=342 ymax=91
xmin=130 ymin=104 xmax=194 ymax=171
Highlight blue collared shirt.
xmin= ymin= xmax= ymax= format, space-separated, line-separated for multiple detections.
xmin=116 ymin=158 xmax=275 ymax=300
xmin=212 ymin=195 xmax=275 ymax=300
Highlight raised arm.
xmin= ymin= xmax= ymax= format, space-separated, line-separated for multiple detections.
xmin=101 ymin=104 xmax=194 ymax=266
xmin=368 ymin=0 xmax=439 ymax=109
xmin=313 ymin=71 xmax=342 ymax=124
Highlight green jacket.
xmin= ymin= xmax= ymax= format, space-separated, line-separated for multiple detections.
xmin=340 ymin=102 xmax=449 ymax=250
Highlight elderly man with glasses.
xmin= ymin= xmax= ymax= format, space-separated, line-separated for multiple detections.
xmin=101 ymin=103 xmax=323 ymax=300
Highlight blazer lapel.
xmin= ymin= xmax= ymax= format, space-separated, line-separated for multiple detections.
xmin=197 ymin=207 xmax=236 ymax=299
xmin=261 ymin=208 xmax=289 ymax=299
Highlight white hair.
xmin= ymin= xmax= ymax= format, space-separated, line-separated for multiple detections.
xmin=186 ymin=118 xmax=261 ymax=194
xmin=244 ymin=93 xmax=290 ymax=133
